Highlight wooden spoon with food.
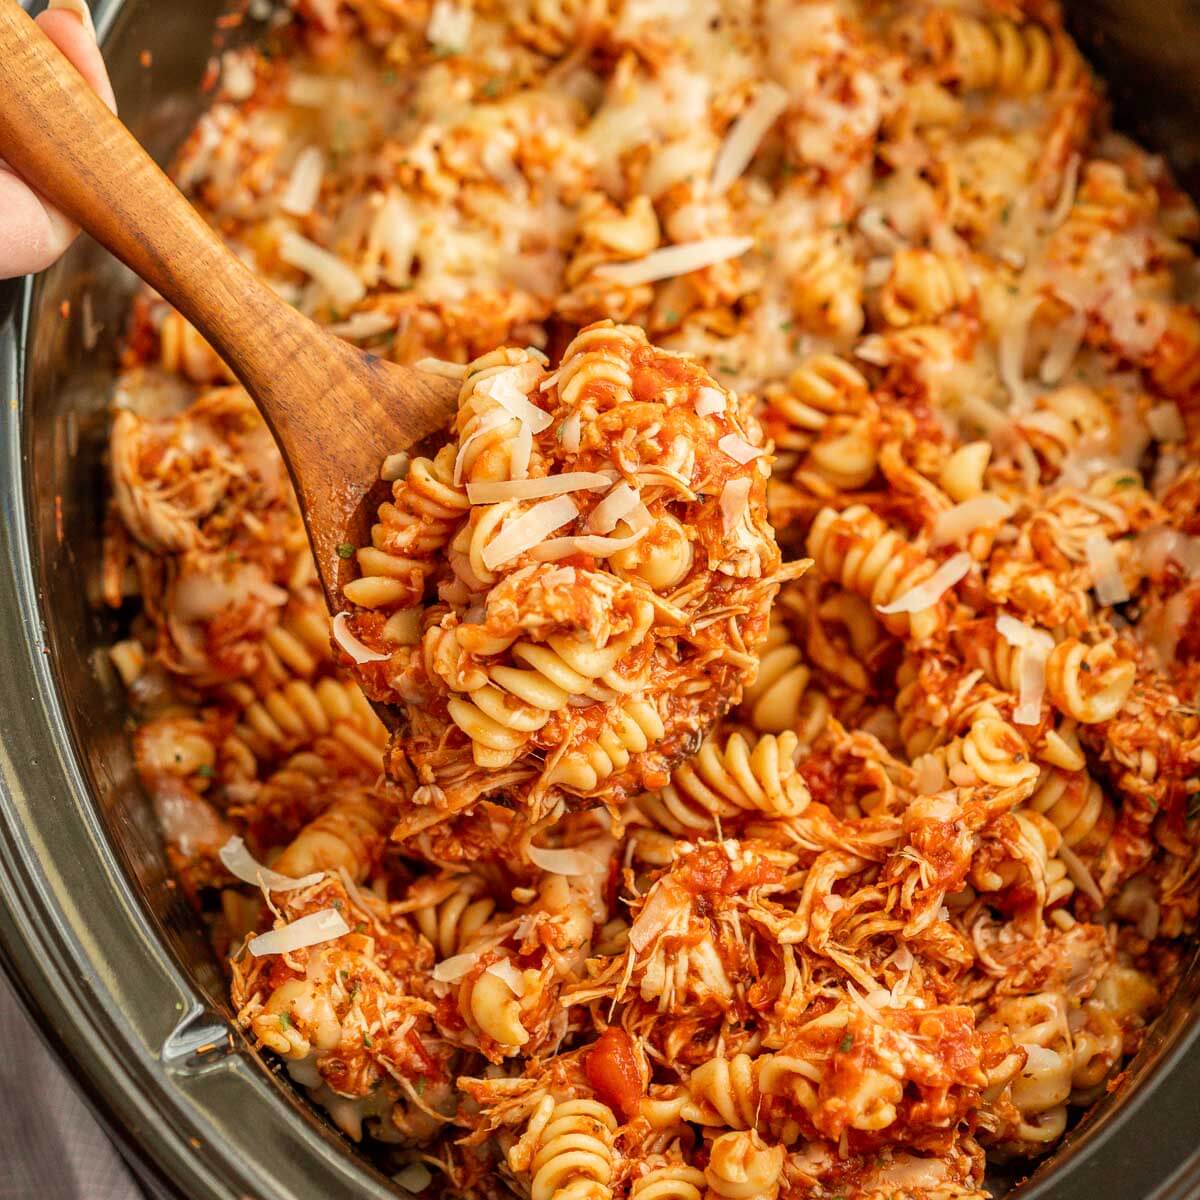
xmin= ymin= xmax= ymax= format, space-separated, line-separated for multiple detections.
xmin=0 ymin=0 xmax=458 ymax=610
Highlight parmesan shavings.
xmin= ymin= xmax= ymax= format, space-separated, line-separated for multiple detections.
xmin=484 ymin=958 xmax=528 ymax=996
xmin=219 ymin=836 xmax=324 ymax=892
xmin=1137 ymin=526 xmax=1200 ymax=578
xmin=278 ymin=231 xmax=365 ymax=308
xmin=876 ymin=553 xmax=971 ymax=615
xmin=1085 ymin=532 xmax=1130 ymax=606
xmin=431 ymin=951 xmax=479 ymax=982
xmin=721 ymin=478 xmax=752 ymax=535
xmin=454 ymin=409 xmax=511 ymax=485
xmin=559 ymin=411 xmax=581 ymax=453
xmin=711 ymin=81 xmax=790 ymax=195
xmin=1058 ymin=843 xmax=1104 ymax=907
xmin=247 ymin=908 xmax=350 ymax=957
xmin=280 ymin=146 xmax=325 ymax=217
xmin=529 ymin=527 xmax=648 ymax=562
xmin=996 ymin=613 xmax=1054 ymax=725
xmin=328 ymin=310 xmax=397 ymax=341
xmin=587 ymin=482 xmax=640 ymax=534
xmin=527 ymin=843 xmax=598 ymax=876
xmin=466 ymin=472 xmax=610 ymax=505
xmin=931 ymin=495 xmax=1014 ymax=547
xmin=695 ymin=387 xmax=727 ymax=417
xmin=718 ymin=433 xmax=765 ymax=464
xmin=483 ymin=495 xmax=579 ymax=570
xmin=594 ymin=236 xmax=753 ymax=287
xmin=333 ymin=612 xmax=390 ymax=664
xmin=415 ymin=357 xmax=468 ymax=379
xmin=512 ymin=422 xmax=535 ymax=481
xmin=479 ymin=365 xmax=552 ymax=433
xmin=629 ymin=881 xmax=689 ymax=952
xmin=1148 ymin=402 xmax=1187 ymax=442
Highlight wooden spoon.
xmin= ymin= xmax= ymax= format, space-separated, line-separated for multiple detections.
xmin=0 ymin=0 xmax=459 ymax=609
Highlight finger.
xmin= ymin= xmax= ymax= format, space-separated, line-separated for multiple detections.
xmin=0 ymin=164 xmax=77 ymax=278
xmin=0 ymin=3 xmax=119 ymax=277
xmin=36 ymin=3 xmax=117 ymax=115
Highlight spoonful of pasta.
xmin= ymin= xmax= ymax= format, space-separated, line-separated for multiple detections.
xmin=0 ymin=0 xmax=796 ymax=826
xmin=0 ymin=0 xmax=459 ymax=608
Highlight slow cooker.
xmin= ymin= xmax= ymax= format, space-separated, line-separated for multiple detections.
xmin=2 ymin=0 xmax=1200 ymax=1196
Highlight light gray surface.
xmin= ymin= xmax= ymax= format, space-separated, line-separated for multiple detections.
xmin=0 ymin=972 xmax=141 ymax=1200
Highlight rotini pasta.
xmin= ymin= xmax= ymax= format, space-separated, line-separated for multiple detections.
xmin=101 ymin=0 xmax=1200 ymax=1194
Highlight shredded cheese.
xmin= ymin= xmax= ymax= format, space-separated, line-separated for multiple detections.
xmin=876 ymin=553 xmax=971 ymax=615
xmin=431 ymin=951 xmax=479 ymax=982
xmin=594 ymin=236 xmax=753 ymax=286
xmin=333 ymin=612 xmax=390 ymax=664
xmin=219 ymin=836 xmax=324 ymax=892
xmin=931 ymin=496 xmax=1014 ymax=547
xmin=414 ymin=357 xmax=468 ymax=379
xmin=484 ymin=958 xmax=528 ymax=995
xmin=559 ymin=411 xmax=581 ymax=452
xmin=1085 ymin=532 xmax=1130 ymax=606
xmin=711 ymin=82 xmax=790 ymax=194
xmin=718 ymin=433 xmax=766 ymax=464
xmin=466 ymin=472 xmax=610 ymax=505
xmin=278 ymin=231 xmax=365 ymax=309
xmin=247 ymin=908 xmax=351 ymax=957
xmin=996 ymin=614 xmax=1055 ymax=725
xmin=587 ymin=482 xmax=641 ymax=534
xmin=526 ymin=843 xmax=597 ymax=876
xmin=483 ymin=495 xmax=579 ymax=569
xmin=280 ymin=146 xmax=325 ymax=216
xmin=479 ymin=365 xmax=552 ymax=433
xmin=720 ymin=477 xmax=752 ymax=535
xmin=529 ymin=527 xmax=648 ymax=562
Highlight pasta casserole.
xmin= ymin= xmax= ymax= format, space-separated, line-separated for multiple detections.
xmin=100 ymin=0 xmax=1200 ymax=1198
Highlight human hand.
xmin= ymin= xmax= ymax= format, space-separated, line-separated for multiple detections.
xmin=0 ymin=0 xmax=116 ymax=280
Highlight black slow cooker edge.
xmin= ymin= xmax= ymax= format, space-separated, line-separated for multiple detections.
xmin=2 ymin=1 xmax=1200 ymax=1197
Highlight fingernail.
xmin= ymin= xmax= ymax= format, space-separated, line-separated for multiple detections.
xmin=47 ymin=0 xmax=97 ymax=39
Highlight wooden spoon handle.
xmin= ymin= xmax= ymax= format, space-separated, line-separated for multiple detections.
xmin=0 ymin=0 xmax=307 ymax=398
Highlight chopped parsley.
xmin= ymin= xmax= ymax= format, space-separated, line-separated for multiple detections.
xmin=363 ymin=1031 xmax=374 ymax=1048
xmin=336 ymin=542 xmax=356 ymax=559
xmin=195 ymin=763 xmax=215 ymax=778
xmin=838 ymin=1033 xmax=854 ymax=1053
xmin=415 ymin=1076 xmax=426 ymax=1094
xmin=278 ymin=1012 xmax=291 ymax=1030
xmin=481 ymin=77 xmax=502 ymax=98
xmin=1114 ymin=475 xmax=1139 ymax=488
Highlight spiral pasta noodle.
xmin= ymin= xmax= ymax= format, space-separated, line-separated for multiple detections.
xmin=703 ymin=1131 xmax=784 ymax=1200
xmin=807 ymin=505 xmax=953 ymax=640
xmin=511 ymin=1097 xmax=618 ymax=1200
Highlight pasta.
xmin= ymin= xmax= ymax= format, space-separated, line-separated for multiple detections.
xmin=98 ymin=0 xmax=1200 ymax=1196
xmin=338 ymin=322 xmax=786 ymax=824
